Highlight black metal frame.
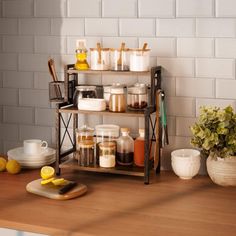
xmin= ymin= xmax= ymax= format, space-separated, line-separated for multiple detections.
xmin=55 ymin=65 xmax=162 ymax=184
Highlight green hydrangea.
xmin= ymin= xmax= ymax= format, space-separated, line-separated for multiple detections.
xmin=190 ymin=106 xmax=236 ymax=158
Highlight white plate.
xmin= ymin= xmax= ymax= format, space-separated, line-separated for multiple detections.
xmin=7 ymin=147 xmax=56 ymax=162
xmin=20 ymin=159 xmax=55 ymax=169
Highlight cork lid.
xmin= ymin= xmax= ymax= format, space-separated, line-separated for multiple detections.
xmin=79 ymin=140 xmax=95 ymax=148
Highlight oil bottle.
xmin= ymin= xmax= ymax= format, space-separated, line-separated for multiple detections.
xmin=75 ymin=39 xmax=89 ymax=70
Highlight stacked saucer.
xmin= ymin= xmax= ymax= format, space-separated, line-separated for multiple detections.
xmin=7 ymin=147 xmax=56 ymax=169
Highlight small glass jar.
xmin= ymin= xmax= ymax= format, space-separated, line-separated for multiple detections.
xmin=116 ymin=128 xmax=134 ymax=166
xmin=110 ymin=48 xmax=129 ymax=71
xmin=73 ymin=85 xmax=97 ymax=107
xmin=109 ymin=85 xmax=126 ymax=112
xmin=95 ymin=124 xmax=120 ymax=165
xmin=77 ymin=140 xmax=95 ymax=167
xmin=127 ymin=83 xmax=148 ymax=110
xmin=99 ymin=141 xmax=116 ymax=168
xmin=90 ymin=48 xmax=110 ymax=70
xmin=129 ymin=49 xmax=150 ymax=72
xmin=76 ymin=125 xmax=94 ymax=144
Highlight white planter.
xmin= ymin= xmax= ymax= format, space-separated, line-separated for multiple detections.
xmin=171 ymin=149 xmax=201 ymax=180
xmin=207 ymin=155 xmax=236 ymax=186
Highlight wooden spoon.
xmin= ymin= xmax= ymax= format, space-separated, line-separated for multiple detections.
xmin=117 ymin=42 xmax=125 ymax=66
xmin=142 ymin=43 xmax=148 ymax=55
xmin=97 ymin=43 xmax=102 ymax=64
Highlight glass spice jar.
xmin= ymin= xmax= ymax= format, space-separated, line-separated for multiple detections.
xmin=77 ymin=140 xmax=95 ymax=167
xmin=127 ymin=83 xmax=148 ymax=110
xmin=98 ymin=141 xmax=116 ymax=168
xmin=109 ymin=85 xmax=126 ymax=112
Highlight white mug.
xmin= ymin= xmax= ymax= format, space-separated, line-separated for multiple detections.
xmin=23 ymin=139 xmax=48 ymax=155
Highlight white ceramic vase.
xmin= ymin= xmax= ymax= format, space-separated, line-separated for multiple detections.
xmin=171 ymin=149 xmax=201 ymax=180
xmin=207 ymin=155 xmax=236 ymax=186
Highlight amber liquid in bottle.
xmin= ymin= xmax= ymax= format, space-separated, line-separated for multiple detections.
xmin=134 ymin=129 xmax=145 ymax=167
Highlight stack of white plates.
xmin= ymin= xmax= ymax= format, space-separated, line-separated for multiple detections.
xmin=7 ymin=147 xmax=56 ymax=169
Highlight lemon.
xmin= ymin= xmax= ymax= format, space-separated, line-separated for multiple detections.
xmin=6 ymin=160 xmax=21 ymax=174
xmin=40 ymin=166 xmax=55 ymax=180
xmin=52 ymin=178 xmax=68 ymax=186
xmin=0 ymin=157 xmax=7 ymax=172
xmin=41 ymin=177 xmax=55 ymax=185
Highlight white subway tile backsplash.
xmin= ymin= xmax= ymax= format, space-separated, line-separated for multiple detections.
xmin=3 ymin=36 xmax=34 ymax=53
xmin=216 ymin=0 xmax=236 ymax=17
xmin=162 ymin=77 xmax=176 ymax=97
xmin=103 ymin=0 xmax=137 ymax=17
xmin=139 ymin=38 xmax=176 ymax=57
xmin=120 ymin=19 xmax=155 ymax=37
xmin=35 ymin=108 xmax=55 ymax=126
xmin=0 ymin=53 xmax=17 ymax=71
xmin=19 ymin=19 xmax=50 ymax=35
xmin=3 ymin=71 xmax=33 ymax=88
xmin=3 ymin=0 xmax=33 ymax=17
xmin=166 ymin=97 xmax=195 ymax=117
xmin=215 ymin=38 xmax=236 ymax=58
xmin=19 ymin=89 xmax=50 ymax=108
xmin=19 ymin=54 xmax=49 ymax=72
xmin=0 ymin=124 xmax=18 ymax=141
xmin=176 ymin=117 xmax=197 ymax=136
xmin=196 ymin=58 xmax=235 ymax=79
xmin=68 ymin=0 xmax=101 ymax=17
xmin=35 ymin=36 xmax=66 ymax=54
xmin=196 ymin=19 xmax=236 ymax=37
xmin=0 ymin=19 xmax=17 ymax=35
xmin=139 ymin=0 xmax=175 ymax=18
xmin=102 ymin=37 xmax=138 ymax=49
xmin=196 ymin=98 xmax=236 ymax=116
xmin=176 ymin=77 xmax=214 ymax=98
xmin=19 ymin=125 xmax=52 ymax=143
xmin=34 ymin=72 xmax=51 ymax=90
xmin=52 ymin=18 xmax=84 ymax=36
xmin=157 ymin=58 xmax=194 ymax=77
xmin=3 ymin=106 xmax=34 ymax=124
xmin=176 ymin=0 xmax=213 ymax=17
xmin=35 ymin=0 xmax=66 ymax=17
xmin=0 ymin=88 xmax=18 ymax=106
xmin=85 ymin=19 xmax=118 ymax=36
xmin=156 ymin=19 xmax=195 ymax=37
xmin=167 ymin=116 xmax=176 ymax=136
xmin=177 ymin=38 xmax=214 ymax=57
xmin=216 ymin=80 xmax=236 ymax=99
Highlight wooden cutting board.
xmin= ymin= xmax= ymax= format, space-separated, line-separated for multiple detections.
xmin=26 ymin=179 xmax=87 ymax=200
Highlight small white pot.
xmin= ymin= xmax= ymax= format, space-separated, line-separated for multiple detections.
xmin=207 ymin=155 xmax=236 ymax=186
xmin=171 ymin=149 xmax=201 ymax=180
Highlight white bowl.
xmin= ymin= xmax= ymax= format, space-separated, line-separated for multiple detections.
xmin=171 ymin=149 xmax=201 ymax=180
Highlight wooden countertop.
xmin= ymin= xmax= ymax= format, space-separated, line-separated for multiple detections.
xmin=0 ymin=169 xmax=236 ymax=236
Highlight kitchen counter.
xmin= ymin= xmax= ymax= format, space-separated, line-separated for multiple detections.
xmin=0 ymin=169 xmax=236 ymax=236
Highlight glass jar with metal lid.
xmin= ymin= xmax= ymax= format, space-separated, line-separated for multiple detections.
xmin=109 ymin=85 xmax=126 ymax=112
xmin=127 ymin=83 xmax=148 ymax=110
xmin=73 ymin=85 xmax=97 ymax=107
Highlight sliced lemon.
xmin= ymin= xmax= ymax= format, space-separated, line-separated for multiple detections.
xmin=40 ymin=166 xmax=55 ymax=180
xmin=52 ymin=178 xmax=68 ymax=186
xmin=41 ymin=177 xmax=55 ymax=185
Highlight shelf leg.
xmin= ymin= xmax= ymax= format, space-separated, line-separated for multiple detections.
xmin=56 ymin=104 xmax=61 ymax=176
xmin=144 ymin=110 xmax=150 ymax=184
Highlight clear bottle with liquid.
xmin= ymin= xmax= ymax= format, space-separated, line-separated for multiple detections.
xmin=75 ymin=39 xmax=89 ymax=70
xmin=116 ymin=128 xmax=134 ymax=166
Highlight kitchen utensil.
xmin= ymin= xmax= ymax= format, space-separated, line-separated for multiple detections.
xmin=48 ymin=58 xmax=62 ymax=99
xmin=26 ymin=179 xmax=87 ymax=200
xmin=59 ymin=181 xmax=77 ymax=195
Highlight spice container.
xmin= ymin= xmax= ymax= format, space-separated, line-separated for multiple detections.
xmin=90 ymin=43 xmax=110 ymax=70
xmin=76 ymin=125 xmax=94 ymax=143
xmin=109 ymin=85 xmax=126 ymax=112
xmin=110 ymin=43 xmax=129 ymax=71
xmin=73 ymin=85 xmax=97 ymax=106
xmin=77 ymin=140 xmax=95 ymax=167
xmin=95 ymin=124 xmax=120 ymax=165
xmin=127 ymin=83 xmax=148 ymax=110
xmin=98 ymin=141 xmax=116 ymax=168
xmin=116 ymin=128 xmax=134 ymax=166
xmin=75 ymin=39 xmax=89 ymax=70
xmin=129 ymin=43 xmax=150 ymax=72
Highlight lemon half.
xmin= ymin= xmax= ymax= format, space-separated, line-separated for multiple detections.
xmin=40 ymin=166 xmax=55 ymax=180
